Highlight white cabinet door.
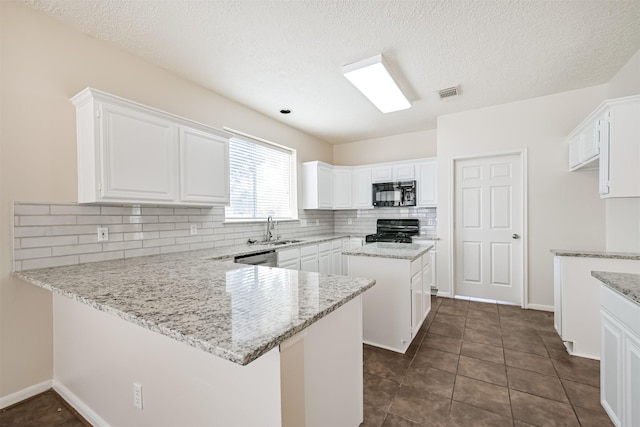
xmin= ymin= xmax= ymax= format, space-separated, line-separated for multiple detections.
xmin=568 ymin=136 xmax=583 ymax=169
xmin=100 ymin=101 xmax=177 ymax=202
xmin=421 ymin=254 xmax=432 ymax=320
xmin=352 ymin=167 xmax=372 ymax=209
xmin=411 ymin=271 xmax=423 ymax=336
xmin=394 ymin=164 xmax=415 ymax=181
xmin=278 ymin=248 xmax=300 ymax=270
xmin=330 ymin=239 xmax=343 ymax=274
xmin=318 ymin=242 xmax=331 ymax=274
xmin=625 ymin=331 xmax=640 ymax=427
xmin=302 ymin=161 xmax=334 ymax=209
xmin=416 ymin=159 xmax=437 ymax=206
xmin=371 ymin=166 xmax=393 ymax=183
xmin=333 ymin=168 xmax=352 ymax=209
xmin=300 ymin=245 xmax=319 ymax=272
xmin=179 ymin=126 xmax=229 ymax=205
xmin=601 ymin=309 xmax=624 ymax=427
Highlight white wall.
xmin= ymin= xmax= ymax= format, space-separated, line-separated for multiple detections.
xmin=333 ymin=129 xmax=436 ymax=166
xmin=436 ymin=85 xmax=608 ymax=308
xmin=606 ymin=49 xmax=640 ymax=252
xmin=0 ymin=0 xmax=331 ymax=400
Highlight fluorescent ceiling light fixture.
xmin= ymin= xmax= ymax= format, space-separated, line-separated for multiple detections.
xmin=342 ymin=54 xmax=411 ymax=113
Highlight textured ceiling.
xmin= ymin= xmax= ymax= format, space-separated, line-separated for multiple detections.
xmin=19 ymin=0 xmax=640 ymax=144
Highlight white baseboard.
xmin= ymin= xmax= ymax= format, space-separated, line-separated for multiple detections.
xmin=436 ymin=290 xmax=452 ymax=298
xmin=0 ymin=379 xmax=52 ymax=409
xmin=527 ymin=303 xmax=554 ymax=312
xmin=53 ymin=380 xmax=111 ymax=427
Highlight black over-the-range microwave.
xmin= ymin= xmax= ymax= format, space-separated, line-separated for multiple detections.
xmin=372 ymin=181 xmax=417 ymax=207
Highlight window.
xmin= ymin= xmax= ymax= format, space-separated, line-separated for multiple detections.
xmin=225 ymin=134 xmax=297 ymax=221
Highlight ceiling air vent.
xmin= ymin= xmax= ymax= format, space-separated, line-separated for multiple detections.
xmin=438 ymin=86 xmax=460 ymax=99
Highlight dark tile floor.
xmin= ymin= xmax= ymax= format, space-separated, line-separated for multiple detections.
xmin=362 ymin=296 xmax=613 ymax=427
xmin=0 ymin=389 xmax=89 ymax=427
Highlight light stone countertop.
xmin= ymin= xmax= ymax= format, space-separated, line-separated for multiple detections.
xmin=592 ymin=271 xmax=640 ymax=306
xmin=13 ymin=247 xmax=375 ymax=366
xmin=343 ymin=242 xmax=432 ymax=261
xmin=551 ymin=249 xmax=640 ymax=260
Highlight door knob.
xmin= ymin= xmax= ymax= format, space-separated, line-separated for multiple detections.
xmin=512 ymin=233 xmax=520 ymax=239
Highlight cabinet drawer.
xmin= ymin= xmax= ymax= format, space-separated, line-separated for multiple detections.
xmin=300 ymin=245 xmax=318 ymax=257
xmin=277 ymin=248 xmax=300 ymax=262
xmin=421 ymin=253 xmax=431 ymax=267
xmin=411 ymin=258 xmax=422 ymax=276
xmin=318 ymin=242 xmax=331 ymax=253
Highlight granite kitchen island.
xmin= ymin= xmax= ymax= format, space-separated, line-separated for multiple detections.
xmin=14 ymin=249 xmax=375 ymax=427
xmin=343 ymin=243 xmax=433 ymax=353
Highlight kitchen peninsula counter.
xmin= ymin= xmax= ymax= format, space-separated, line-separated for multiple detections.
xmin=14 ymin=249 xmax=374 ymax=365
xmin=13 ymin=247 xmax=375 ymax=426
xmin=551 ymin=249 xmax=640 ymax=260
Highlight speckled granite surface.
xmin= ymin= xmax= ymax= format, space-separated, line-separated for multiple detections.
xmin=13 ymin=249 xmax=375 ymax=366
xmin=551 ymin=250 xmax=640 ymax=260
xmin=343 ymin=242 xmax=432 ymax=261
xmin=592 ymin=271 xmax=640 ymax=305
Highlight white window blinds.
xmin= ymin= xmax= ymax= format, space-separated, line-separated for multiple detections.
xmin=225 ymin=136 xmax=297 ymax=220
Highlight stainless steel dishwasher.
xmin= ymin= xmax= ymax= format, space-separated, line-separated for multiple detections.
xmin=234 ymin=250 xmax=277 ymax=267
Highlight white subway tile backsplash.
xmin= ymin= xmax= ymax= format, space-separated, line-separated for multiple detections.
xmin=21 ymin=235 xmax=78 ymax=248
xmin=50 ymin=205 xmax=101 ymax=215
xmin=22 ymin=255 xmax=79 ymax=270
xmin=19 ymin=215 xmax=77 ymax=226
xmin=102 ymin=241 xmax=143 ymax=251
xmin=52 ymin=243 xmax=103 ymax=256
xmin=101 ymin=206 xmax=142 ymax=215
xmin=124 ymin=247 xmax=160 ymax=258
xmin=79 ymin=251 xmax=124 ymax=264
xmin=12 ymin=202 xmax=361 ymax=271
xmin=15 ymin=247 xmax=52 ymax=260
xmin=14 ymin=204 xmax=50 ymax=215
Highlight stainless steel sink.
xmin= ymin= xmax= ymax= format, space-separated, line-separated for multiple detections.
xmin=261 ymin=239 xmax=303 ymax=246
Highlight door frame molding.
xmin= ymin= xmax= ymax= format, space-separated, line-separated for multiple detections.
xmin=448 ymin=148 xmax=529 ymax=308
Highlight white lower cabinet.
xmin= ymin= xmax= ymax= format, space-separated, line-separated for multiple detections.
xmin=277 ymin=248 xmax=300 ymax=270
xmin=600 ymin=284 xmax=640 ymax=427
xmin=318 ymin=242 xmax=331 ymax=274
xmin=330 ymin=239 xmax=343 ymax=274
xmin=348 ymin=249 xmax=432 ymax=353
xmin=299 ymin=245 xmax=319 ymax=273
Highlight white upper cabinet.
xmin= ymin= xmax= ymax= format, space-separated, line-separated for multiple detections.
xmin=567 ymin=95 xmax=640 ymax=198
xmin=599 ymin=96 xmax=640 ymax=198
xmin=416 ymin=159 xmax=437 ymax=207
xmin=372 ymin=163 xmax=415 ymax=183
xmin=71 ymin=88 xmax=231 ymax=206
xmin=333 ymin=167 xmax=353 ymax=210
xmin=179 ymin=125 xmax=229 ymax=205
xmin=302 ymin=158 xmax=437 ymax=210
xmin=352 ymin=167 xmax=373 ymax=209
xmin=302 ymin=161 xmax=334 ymax=209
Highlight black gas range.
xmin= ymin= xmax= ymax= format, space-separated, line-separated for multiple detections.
xmin=365 ymin=219 xmax=420 ymax=243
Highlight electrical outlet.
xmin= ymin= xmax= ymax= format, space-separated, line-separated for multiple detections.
xmin=133 ymin=383 xmax=143 ymax=409
xmin=348 ymin=218 xmax=353 ymax=225
xmin=300 ymin=219 xmax=307 ymax=227
xmin=97 ymin=227 xmax=109 ymax=242
xmin=190 ymin=224 xmax=198 ymax=235
xmin=427 ymin=218 xmax=436 ymax=226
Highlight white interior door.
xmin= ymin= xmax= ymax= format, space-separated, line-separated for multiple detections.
xmin=454 ymin=154 xmax=523 ymax=304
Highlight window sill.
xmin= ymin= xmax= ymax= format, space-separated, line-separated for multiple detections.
xmin=223 ymin=217 xmax=300 ymax=225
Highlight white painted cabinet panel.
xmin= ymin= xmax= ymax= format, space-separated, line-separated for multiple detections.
xmin=600 ymin=283 xmax=640 ymax=427
xmin=302 ymin=161 xmax=334 ymax=210
xmin=277 ymin=248 xmax=300 ymax=270
xmin=99 ymin=100 xmax=176 ymax=202
xmin=179 ymin=126 xmax=229 ymax=205
xmin=299 ymin=245 xmax=319 ymax=273
xmin=330 ymin=239 xmax=343 ymax=274
xmin=416 ymin=159 xmax=437 ymax=206
xmin=71 ymin=87 xmax=231 ymax=206
xmin=318 ymin=242 xmax=331 ymax=274
xmin=333 ymin=167 xmax=352 ymax=210
xmin=394 ymin=164 xmax=415 ymax=181
xmin=352 ymin=167 xmax=372 ymax=209
xmin=371 ymin=166 xmax=393 ymax=183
